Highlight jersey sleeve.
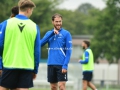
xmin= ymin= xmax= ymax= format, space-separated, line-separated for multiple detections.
xmin=79 ymin=51 xmax=89 ymax=64
xmin=0 ymin=57 xmax=3 ymax=70
xmin=33 ymin=25 xmax=40 ymax=74
xmin=0 ymin=20 xmax=7 ymax=56
xmin=62 ymin=32 xmax=72 ymax=70
xmin=40 ymin=30 xmax=54 ymax=47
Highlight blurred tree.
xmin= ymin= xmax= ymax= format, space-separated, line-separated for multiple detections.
xmin=0 ymin=0 xmax=18 ymax=22
xmin=75 ymin=3 xmax=100 ymax=35
xmin=77 ymin=3 xmax=95 ymax=15
xmin=91 ymin=0 xmax=120 ymax=63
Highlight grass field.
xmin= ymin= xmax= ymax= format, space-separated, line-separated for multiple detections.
xmin=30 ymin=89 xmax=48 ymax=90
xmin=30 ymin=88 xmax=120 ymax=90
xmin=29 ymin=84 xmax=120 ymax=90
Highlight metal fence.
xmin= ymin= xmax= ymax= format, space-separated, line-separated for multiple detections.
xmin=32 ymin=63 xmax=119 ymax=90
xmin=33 ymin=63 xmax=83 ymax=90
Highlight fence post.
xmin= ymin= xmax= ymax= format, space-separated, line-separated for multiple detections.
xmin=118 ymin=60 xmax=120 ymax=85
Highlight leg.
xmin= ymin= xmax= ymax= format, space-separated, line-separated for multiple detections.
xmin=88 ymin=82 xmax=97 ymax=90
xmin=17 ymin=70 xmax=33 ymax=90
xmin=58 ymin=81 xmax=66 ymax=90
xmin=50 ymin=83 xmax=58 ymax=90
xmin=0 ymin=70 xmax=18 ymax=89
xmin=0 ymin=86 xmax=9 ymax=90
xmin=47 ymin=66 xmax=58 ymax=90
xmin=82 ymin=80 xmax=88 ymax=90
xmin=15 ymin=88 xmax=29 ymax=90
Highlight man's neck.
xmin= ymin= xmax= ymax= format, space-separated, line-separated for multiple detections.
xmin=85 ymin=47 xmax=88 ymax=50
xmin=19 ymin=12 xmax=28 ymax=17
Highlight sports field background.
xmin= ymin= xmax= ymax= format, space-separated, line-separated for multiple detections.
xmin=30 ymin=63 xmax=120 ymax=90
xmin=30 ymin=87 xmax=120 ymax=90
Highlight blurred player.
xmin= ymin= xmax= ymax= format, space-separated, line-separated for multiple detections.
xmin=78 ymin=41 xmax=97 ymax=90
xmin=10 ymin=6 xmax=19 ymax=18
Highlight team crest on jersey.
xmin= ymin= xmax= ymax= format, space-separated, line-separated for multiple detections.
xmin=59 ymin=33 xmax=62 ymax=36
xmin=58 ymin=33 xmax=62 ymax=38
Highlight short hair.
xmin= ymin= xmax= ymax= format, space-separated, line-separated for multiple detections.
xmin=83 ymin=40 xmax=90 ymax=47
xmin=18 ymin=0 xmax=36 ymax=11
xmin=52 ymin=13 xmax=62 ymax=21
xmin=11 ymin=6 xmax=19 ymax=16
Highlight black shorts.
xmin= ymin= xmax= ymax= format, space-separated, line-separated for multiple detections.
xmin=47 ymin=65 xmax=68 ymax=83
xmin=83 ymin=71 xmax=93 ymax=82
xmin=0 ymin=69 xmax=33 ymax=89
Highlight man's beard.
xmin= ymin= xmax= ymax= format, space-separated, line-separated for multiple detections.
xmin=82 ymin=46 xmax=85 ymax=50
xmin=54 ymin=25 xmax=61 ymax=30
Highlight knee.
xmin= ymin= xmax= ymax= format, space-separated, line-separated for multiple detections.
xmin=51 ymin=84 xmax=58 ymax=90
xmin=82 ymin=84 xmax=87 ymax=90
xmin=59 ymin=83 xmax=65 ymax=90
xmin=59 ymin=86 xmax=64 ymax=90
xmin=51 ymin=87 xmax=57 ymax=90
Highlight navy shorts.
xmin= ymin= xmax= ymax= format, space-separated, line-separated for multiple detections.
xmin=83 ymin=72 xmax=93 ymax=82
xmin=0 ymin=69 xmax=33 ymax=89
xmin=47 ymin=65 xmax=68 ymax=83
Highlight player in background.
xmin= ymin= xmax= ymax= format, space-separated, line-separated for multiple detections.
xmin=40 ymin=13 xmax=72 ymax=90
xmin=0 ymin=0 xmax=40 ymax=90
xmin=78 ymin=41 xmax=97 ymax=90
xmin=10 ymin=6 xmax=19 ymax=18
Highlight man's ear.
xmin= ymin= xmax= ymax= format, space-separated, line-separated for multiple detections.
xmin=26 ymin=8 xmax=30 ymax=14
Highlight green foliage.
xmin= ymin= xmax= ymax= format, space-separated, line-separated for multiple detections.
xmin=75 ymin=3 xmax=101 ymax=35
xmin=77 ymin=3 xmax=95 ymax=14
xmin=91 ymin=0 xmax=120 ymax=63
xmin=0 ymin=0 xmax=18 ymax=22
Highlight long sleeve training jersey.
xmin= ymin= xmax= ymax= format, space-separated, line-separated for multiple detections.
xmin=41 ymin=28 xmax=72 ymax=69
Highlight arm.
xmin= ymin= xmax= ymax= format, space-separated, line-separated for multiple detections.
xmin=0 ymin=23 xmax=1 ymax=31
xmin=62 ymin=32 xmax=72 ymax=70
xmin=0 ymin=57 xmax=3 ymax=70
xmin=0 ymin=20 xmax=7 ymax=56
xmin=40 ymin=30 xmax=54 ymax=47
xmin=33 ymin=25 xmax=40 ymax=74
xmin=0 ymin=57 xmax=2 ymax=75
xmin=79 ymin=51 xmax=89 ymax=64
xmin=0 ymin=24 xmax=2 ymax=67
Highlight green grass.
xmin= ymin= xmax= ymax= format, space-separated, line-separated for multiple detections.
xmin=30 ymin=88 xmax=120 ymax=90
xmin=30 ymin=84 xmax=120 ymax=90
xmin=30 ymin=87 xmax=74 ymax=90
xmin=30 ymin=89 xmax=49 ymax=90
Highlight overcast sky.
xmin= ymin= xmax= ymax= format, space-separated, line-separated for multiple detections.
xmin=59 ymin=0 xmax=106 ymax=10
